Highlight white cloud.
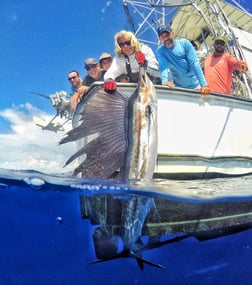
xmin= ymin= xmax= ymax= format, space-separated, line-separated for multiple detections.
xmin=101 ymin=1 xmax=112 ymax=14
xmin=0 ymin=103 xmax=77 ymax=175
xmin=8 ymin=12 xmax=18 ymax=22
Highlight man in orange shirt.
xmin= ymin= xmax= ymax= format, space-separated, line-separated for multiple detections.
xmin=204 ymin=36 xmax=248 ymax=95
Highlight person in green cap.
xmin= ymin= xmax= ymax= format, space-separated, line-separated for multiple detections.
xmin=204 ymin=36 xmax=248 ymax=95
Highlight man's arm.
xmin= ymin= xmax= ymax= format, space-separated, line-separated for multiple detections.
xmin=104 ymin=57 xmax=125 ymax=81
xmin=157 ymin=49 xmax=169 ymax=84
xmin=185 ymin=40 xmax=207 ymax=87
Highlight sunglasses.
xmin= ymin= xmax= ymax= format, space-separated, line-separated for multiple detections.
xmin=68 ymin=76 xmax=77 ymax=81
xmin=215 ymin=41 xmax=225 ymax=46
xmin=85 ymin=64 xmax=97 ymax=71
xmin=118 ymin=40 xmax=131 ymax=48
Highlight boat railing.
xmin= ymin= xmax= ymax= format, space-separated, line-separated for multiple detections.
xmin=89 ymin=82 xmax=252 ymax=105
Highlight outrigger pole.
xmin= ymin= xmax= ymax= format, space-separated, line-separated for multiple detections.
xmin=123 ymin=0 xmax=136 ymax=33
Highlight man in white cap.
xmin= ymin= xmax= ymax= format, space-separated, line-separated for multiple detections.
xmin=99 ymin=53 xmax=113 ymax=72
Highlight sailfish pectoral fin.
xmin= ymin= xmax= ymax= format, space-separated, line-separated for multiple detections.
xmin=59 ymin=85 xmax=129 ymax=178
xmin=130 ymin=251 xmax=165 ymax=270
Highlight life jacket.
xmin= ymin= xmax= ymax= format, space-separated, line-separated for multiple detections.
xmin=124 ymin=55 xmax=162 ymax=85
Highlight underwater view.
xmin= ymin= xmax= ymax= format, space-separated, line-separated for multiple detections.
xmin=0 ymin=169 xmax=252 ymax=284
xmin=1 ymin=0 xmax=252 ymax=284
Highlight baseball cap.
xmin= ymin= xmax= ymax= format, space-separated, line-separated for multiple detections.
xmin=84 ymin=58 xmax=98 ymax=66
xmin=157 ymin=25 xmax=172 ymax=37
xmin=214 ymin=36 xmax=227 ymax=45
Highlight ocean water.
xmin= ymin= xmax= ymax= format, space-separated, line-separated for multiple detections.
xmin=0 ymin=168 xmax=251 ymax=285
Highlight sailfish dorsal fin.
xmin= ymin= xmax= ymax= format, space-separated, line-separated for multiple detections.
xmin=60 ymin=86 xmax=128 ymax=178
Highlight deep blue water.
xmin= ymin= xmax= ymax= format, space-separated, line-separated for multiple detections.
xmin=0 ymin=169 xmax=251 ymax=285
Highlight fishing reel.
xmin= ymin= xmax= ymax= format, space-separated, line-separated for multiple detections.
xmin=49 ymin=91 xmax=71 ymax=119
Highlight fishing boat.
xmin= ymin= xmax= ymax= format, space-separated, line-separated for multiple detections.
xmin=119 ymin=0 xmax=252 ymax=179
xmin=80 ymin=189 xmax=252 ymax=261
xmin=80 ymin=178 xmax=252 ymax=269
xmin=66 ymin=0 xmax=252 ymax=179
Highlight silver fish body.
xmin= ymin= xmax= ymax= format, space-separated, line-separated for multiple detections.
xmin=88 ymin=194 xmax=165 ymax=269
xmin=120 ymin=195 xmax=154 ymax=251
xmin=124 ymin=67 xmax=158 ymax=180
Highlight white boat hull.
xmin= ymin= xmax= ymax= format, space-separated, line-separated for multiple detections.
xmin=115 ymin=83 xmax=252 ymax=178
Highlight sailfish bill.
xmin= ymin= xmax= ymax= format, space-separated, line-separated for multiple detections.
xmin=60 ymin=67 xmax=158 ymax=181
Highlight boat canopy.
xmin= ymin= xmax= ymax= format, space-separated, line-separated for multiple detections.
xmin=170 ymin=0 xmax=252 ymax=44
xmin=123 ymin=1 xmax=252 ymax=48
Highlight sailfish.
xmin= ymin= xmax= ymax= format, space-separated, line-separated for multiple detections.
xmin=90 ymin=195 xmax=165 ymax=270
xmin=60 ymin=65 xmax=158 ymax=180
xmin=60 ymin=65 xmax=160 ymax=269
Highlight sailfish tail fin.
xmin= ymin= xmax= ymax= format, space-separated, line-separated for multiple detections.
xmin=90 ymin=249 xmax=165 ymax=270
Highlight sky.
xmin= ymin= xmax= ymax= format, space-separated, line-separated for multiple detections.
xmin=0 ymin=0 xmax=251 ymax=174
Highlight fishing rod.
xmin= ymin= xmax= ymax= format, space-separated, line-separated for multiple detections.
xmin=29 ymin=91 xmax=51 ymax=100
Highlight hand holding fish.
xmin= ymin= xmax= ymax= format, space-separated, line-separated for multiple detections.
xmin=135 ymin=51 xmax=145 ymax=65
xmin=70 ymin=92 xmax=82 ymax=111
xmin=70 ymin=86 xmax=88 ymax=110
xmin=103 ymin=79 xmax=117 ymax=92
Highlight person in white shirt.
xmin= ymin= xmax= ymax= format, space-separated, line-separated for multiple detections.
xmin=103 ymin=30 xmax=161 ymax=91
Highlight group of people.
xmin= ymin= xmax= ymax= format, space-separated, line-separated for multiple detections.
xmin=68 ymin=53 xmax=113 ymax=110
xmin=67 ymin=26 xmax=249 ymax=110
xmin=156 ymin=26 xmax=248 ymax=95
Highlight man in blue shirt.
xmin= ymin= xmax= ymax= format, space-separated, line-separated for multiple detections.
xmin=157 ymin=25 xmax=210 ymax=95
